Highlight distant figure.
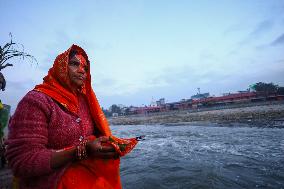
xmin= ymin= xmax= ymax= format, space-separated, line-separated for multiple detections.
xmin=0 ymin=72 xmax=6 ymax=91
xmin=5 ymin=45 xmax=140 ymax=189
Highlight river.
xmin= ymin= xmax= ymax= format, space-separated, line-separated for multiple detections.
xmin=111 ymin=124 xmax=284 ymax=189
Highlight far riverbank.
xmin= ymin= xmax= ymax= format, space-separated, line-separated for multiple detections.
xmin=108 ymin=102 xmax=284 ymax=127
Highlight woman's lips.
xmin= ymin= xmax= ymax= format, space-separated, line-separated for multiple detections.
xmin=76 ymin=75 xmax=86 ymax=80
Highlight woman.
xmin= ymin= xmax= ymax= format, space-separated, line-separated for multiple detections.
xmin=5 ymin=44 xmax=139 ymax=189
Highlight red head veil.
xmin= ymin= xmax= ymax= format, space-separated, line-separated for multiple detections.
xmin=34 ymin=44 xmax=113 ymax=135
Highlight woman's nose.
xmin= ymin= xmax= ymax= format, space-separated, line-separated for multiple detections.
xmin=78 ymin=65 xmax=86 ymax=73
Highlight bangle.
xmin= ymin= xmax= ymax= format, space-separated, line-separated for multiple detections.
xmin=76 ymin=136 xmax=88 ymax=160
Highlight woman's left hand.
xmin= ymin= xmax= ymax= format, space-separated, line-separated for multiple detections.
xmin=87 ymin=136 xmax=119 ymax=159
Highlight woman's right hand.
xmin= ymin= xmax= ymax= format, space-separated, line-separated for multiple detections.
xmin=87 ymin=136 xmax=119 ymax=159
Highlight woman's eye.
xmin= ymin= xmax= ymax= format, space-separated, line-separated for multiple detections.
xmin=69 ymin=61 xmax=79 ymax=66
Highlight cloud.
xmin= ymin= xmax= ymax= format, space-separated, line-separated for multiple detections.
xmin=270 ymin=33 xmax=284 ymax=46
xmin=93 ymin=73 xmax=170 ymax=97
xmin=224 ymin=20 xmax=273 ymax=56
xmin=224 ymin=20 xmax=273 ymax=38
xmin=249 ymin=20 xmax=274 ymax=36
xmin=274 ymin=59 xmax=284 ymax=64
xmin=237 ymin=20 xmax=274 ymax=47
xmin=223 ymin=23 xmax=244 ymax=36
xmin=94 ymin=50 xmax=248 ymax=101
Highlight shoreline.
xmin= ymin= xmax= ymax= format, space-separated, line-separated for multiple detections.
xmin=108 ymin=103 xmax=284 ymax=128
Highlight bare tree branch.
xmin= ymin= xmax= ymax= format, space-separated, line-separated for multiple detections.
xmin=0 ymin=63 xmax=13 ymax=71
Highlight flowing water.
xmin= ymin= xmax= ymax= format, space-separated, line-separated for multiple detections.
xmin=111 ymin=124 xmax=284 ymax=189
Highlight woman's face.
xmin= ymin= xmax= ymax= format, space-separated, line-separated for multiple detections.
xmin=68 ymin=54 xmax=88 ymax=89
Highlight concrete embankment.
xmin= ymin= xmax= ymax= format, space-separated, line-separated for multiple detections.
xmin=108 ymin=103 xmax=284 ymax=127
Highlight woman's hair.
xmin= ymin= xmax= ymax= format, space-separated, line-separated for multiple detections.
xmin=69 ymin=50 xmax=78 ymax=60
xmin=69 ymin=49 xmax=88 ymax=64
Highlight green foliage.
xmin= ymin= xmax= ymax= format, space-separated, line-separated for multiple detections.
xmin=102 ymin=107 xmax=112 ymax=117
xmin=110 ymin=104 xmax=121 ymax=114
xmin=0 ymin=33 xmax=37 ymax=70
xmin=124 ymin=107 xmax=131 ymax=115
xmin=277 ymin=87 xmax=284 ymax=95
xmin=250 ymin=82 xmax=279 ymax=94
xmin=0 ymin=105 xmax=10 ymax=138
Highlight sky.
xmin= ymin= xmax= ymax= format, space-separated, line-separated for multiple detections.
xmin=1 ymin=0 xmax=284 ymax=112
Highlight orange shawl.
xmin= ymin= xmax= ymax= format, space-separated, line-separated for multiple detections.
xmin=34 ymin=44 xmax=138 ymax=189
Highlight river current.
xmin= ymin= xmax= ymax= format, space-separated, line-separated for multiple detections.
xmin=111 ymin=124 xmax=284 ymax=189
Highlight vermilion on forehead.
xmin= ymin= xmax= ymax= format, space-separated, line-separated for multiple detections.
xmin=74 ymin=54 xmax=87 ymax=66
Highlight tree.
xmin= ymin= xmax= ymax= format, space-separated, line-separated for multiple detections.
xmin=125 ymin=107 xmax=131 ymax=115
xmin=102 ymin=107 xmax=111 ymax=117
xmin=277 ymin=87 xmax=284 ymax=95
xmin=110 ymin=104 xmax=121 ymax=114
xmin=0 ymin=33 xmax=37 ymax=91
xmin=250 ymin=82 xmax=278 ymax=95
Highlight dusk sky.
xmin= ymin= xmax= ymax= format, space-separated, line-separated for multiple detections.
xmin=1 ymin=0 xmax=284 ymax=112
